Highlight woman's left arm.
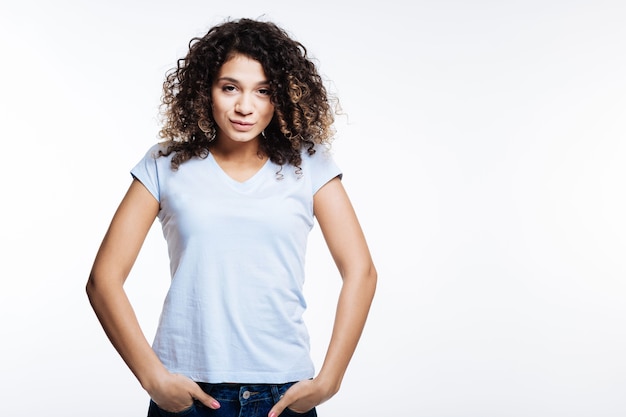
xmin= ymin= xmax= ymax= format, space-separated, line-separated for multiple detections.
xmin=269 ymin=176 xmax=377 ymax=417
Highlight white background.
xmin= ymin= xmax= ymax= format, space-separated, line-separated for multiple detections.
xmin=1 ymin=1 xmax=625 ymax=416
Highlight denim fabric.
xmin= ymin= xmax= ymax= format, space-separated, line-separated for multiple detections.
xmin=147 ymin=382 xmax=317 ymax=417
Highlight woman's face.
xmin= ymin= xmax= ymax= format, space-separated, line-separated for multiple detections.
xmin=211 ymin=53 xmax=275 ymax=144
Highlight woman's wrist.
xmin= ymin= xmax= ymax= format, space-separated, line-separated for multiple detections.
xmin=139 ymin=365 xmax=171 ymax=394
xmin=313 ymin=371 xmax=342 ymax=399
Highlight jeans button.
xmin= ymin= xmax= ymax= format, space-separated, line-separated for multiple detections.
xmin=242 ymin=390 xmax=251 ymax=399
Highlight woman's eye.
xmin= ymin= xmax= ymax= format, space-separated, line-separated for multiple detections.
xmin=258 ymin=88 xmax=271 ymax=95
xmin=222 ymin=85 xmax=237 ymax=92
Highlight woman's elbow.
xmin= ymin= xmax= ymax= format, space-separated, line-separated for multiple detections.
xmin=85 ymin=269 xmax=119 ymax=305
xmin=85 ymin=272 xmax=101 ymax=305
xmin=365 ymin=263 xmax=377 ymax=295
xmin=343 ymin=261 xmax=377 ymax=294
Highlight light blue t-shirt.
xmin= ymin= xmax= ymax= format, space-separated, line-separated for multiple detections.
xmin=131 ymin=143 xmax=342 ymax=383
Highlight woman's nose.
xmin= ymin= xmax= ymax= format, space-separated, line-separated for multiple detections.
xmin=235 ymin=95 xmax=253 ymax=115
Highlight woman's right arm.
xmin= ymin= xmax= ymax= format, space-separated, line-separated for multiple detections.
xmin=86 ymin=179 xmax=219 ymax=412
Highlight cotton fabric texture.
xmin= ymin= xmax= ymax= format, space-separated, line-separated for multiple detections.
xmin=131 ymin=143 xmax=342 ymax=384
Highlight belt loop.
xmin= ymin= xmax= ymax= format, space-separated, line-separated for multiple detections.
xmin=271 ymin=384 xmax=280 ymax=403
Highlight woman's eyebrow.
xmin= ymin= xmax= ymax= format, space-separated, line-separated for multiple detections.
xmin=216 ymin=76 xmax=270 ymax=85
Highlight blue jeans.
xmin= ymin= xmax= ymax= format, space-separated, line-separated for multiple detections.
xmin=147 ymin=382 xmax=317 ymax=417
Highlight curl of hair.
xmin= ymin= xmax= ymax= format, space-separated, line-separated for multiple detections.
xmin=157 ymin=17 xmax=337 ymax=170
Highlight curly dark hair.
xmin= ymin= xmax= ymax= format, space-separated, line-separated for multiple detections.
xmin=157 ymin=17 xmax=337 ymax=170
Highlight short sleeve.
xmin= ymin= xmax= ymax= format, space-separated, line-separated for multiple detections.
xmin=306 ymin=145 xmax=343 ymax=194
xmin=130 ymin=144 xmax=163 ymax=202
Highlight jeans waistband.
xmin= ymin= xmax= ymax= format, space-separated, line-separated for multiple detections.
xmin=197 ymin=382 xmax=295 ymax=405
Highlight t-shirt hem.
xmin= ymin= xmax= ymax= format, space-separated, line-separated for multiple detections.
xmin=176 ymin=370 xmax=316 ymax=384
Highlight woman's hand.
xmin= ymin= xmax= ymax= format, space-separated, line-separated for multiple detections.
xmin=268 ymin=378 xmax=335 ymax=417
xmin=148 ymin=372 xmax=220 ymax=413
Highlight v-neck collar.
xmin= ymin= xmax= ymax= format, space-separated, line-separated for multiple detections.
xmin=208 ymin=152 xmax=272 ymax=191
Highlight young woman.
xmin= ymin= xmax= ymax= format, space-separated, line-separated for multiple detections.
xmin=86 ymin=18 xmax=377 ymax=417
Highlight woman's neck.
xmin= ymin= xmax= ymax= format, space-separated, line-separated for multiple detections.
xmin=209 ymin=138 xmax=268 ymax=182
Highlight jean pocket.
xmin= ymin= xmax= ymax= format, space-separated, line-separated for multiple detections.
xmin=282 ymin=407 xmax=317 ymax=417
xmin=148 ymin=400 xmax=198 ymax=417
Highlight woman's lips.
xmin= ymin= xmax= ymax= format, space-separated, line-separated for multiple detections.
xmin=231 ymin=120 xmax=254 ymax=131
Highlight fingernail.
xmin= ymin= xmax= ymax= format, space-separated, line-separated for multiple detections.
xmin=212 ymin=400 xmax=221 ymax=409
xmin=269 ymin=412 xmax=276 ymax=417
